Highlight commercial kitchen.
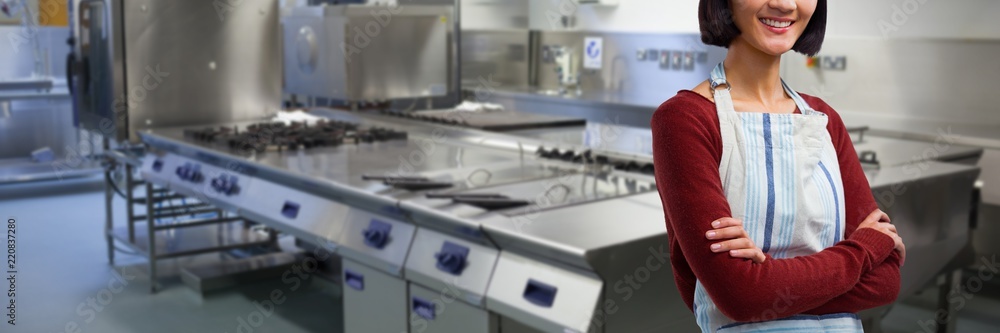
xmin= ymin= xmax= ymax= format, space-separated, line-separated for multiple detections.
xmin=0 ymin=0 xmax=998 ymax=332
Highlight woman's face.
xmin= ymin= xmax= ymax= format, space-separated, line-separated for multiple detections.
xmin=730 ymin=0 xmax=817 ymax=55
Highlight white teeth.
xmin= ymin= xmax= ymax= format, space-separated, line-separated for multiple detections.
xmin=760 ymin=18 xmax=792 ymax=28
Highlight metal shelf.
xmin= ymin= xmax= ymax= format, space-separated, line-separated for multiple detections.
xmin=109 ymin=221 xmax=273 ymax=260
xmin=0 ymin=157 xmax=102 ymax=184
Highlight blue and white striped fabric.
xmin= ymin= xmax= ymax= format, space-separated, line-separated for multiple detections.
xmin=692 ymin=63 xmax=857 ymax=333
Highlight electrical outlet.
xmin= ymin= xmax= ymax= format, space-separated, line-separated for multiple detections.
xmin=542 ymin=45 xmax=554 ymax=63
xmin=659 ymin=50 xmax=671 ymax=70
xmin=683 ymin=52 xmax=695 ymax=71
xmin=821 ymin=56 xmax=847 ymax=71
xmin=646 ymin=49 xmax=659 ymax=61
xmin=671 ymin=51 xmax=683 ymax=70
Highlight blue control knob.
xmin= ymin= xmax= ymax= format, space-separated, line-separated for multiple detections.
xmin=434 ymin=241 xmax=469 ymax=275
xmin=210 ymin=175 xmax=240 ymax=195
xmin=175 ymin=164 xmax=203 ymax=183
xmin=211 ymin=177 xmax=224 ymax=192
xmin=435 ymin=253 xmax=463 ymax=274
xmin=188 ymin=167 xmax=203 ymax=183
xmin=224 ymin=175 xmax=239 ymax=195
xmin=362 ymin=219 xmax=392 ymax=249
xmin=362 ymin=228 xmax=389 ymax=249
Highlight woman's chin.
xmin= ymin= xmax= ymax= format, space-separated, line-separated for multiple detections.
xmin=757 ymin=42 xmax=795 ymax=56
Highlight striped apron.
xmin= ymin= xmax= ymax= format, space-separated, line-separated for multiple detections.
xmin=692 ymin=63 xmax=863 ymax=332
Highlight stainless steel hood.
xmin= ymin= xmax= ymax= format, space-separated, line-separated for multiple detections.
xmin=70 ymin=0 xmax=281 ymax=142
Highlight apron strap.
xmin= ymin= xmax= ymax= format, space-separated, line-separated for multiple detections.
xmin=709 ymin=62 xmax=817 ymax=115
xmin=709 ymin=63 xmax=736 ymax=115
xmin=781 ymin=80 xmax=816 ymax=115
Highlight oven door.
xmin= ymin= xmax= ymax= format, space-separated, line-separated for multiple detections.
xmin=70 ymin=0 xmax=122 ymax=138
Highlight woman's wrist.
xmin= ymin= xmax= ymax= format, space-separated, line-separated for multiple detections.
xmin=846 ymin=228 xmax=897 ymax=267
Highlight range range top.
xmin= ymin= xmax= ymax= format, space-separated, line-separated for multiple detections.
xmin=182 ymin=119 xmax=409 ymax=152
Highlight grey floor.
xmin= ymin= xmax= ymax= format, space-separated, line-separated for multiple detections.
xmin=1 ymin=176 xmax=999 ymax=333
xmin=0 ymin=177 xmax=342 ymax=333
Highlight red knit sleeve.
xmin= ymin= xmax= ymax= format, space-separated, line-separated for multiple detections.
xmin=801 ymin=96 xmax=902 ymax=314
xmin=651 ymin=92 xmax=897 ymax=322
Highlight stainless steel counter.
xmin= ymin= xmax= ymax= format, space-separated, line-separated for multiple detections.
xmin=488 ymin=88 xmax=659 ymax=129
xmin=488 ymin=87 xmax=1000 ymax=151
xmin=139 ymin=109 xmax=693 ymax=332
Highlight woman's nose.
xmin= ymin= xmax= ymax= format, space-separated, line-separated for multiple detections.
xmin=767 ymin=0 xmax=797 ymax=13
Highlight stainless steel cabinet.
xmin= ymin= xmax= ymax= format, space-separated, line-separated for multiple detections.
xmin=408 ymin=283 xmax=498 ymax=333
xmin=343 ymin=259 xmax=409 ymax=333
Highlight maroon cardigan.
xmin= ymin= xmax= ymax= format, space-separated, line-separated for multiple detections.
xmin=651 ymin=90 xmax=901 ymax=322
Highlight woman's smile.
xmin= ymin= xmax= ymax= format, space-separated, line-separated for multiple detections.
xmin=758 ymin=17 xmax=795 ymax=34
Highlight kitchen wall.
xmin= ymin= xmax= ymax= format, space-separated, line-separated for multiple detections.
xmin=0 ymin=25 xmax=75 ymax=160
xmin=461 ymin=0 xmax=530 ymax=29
xmin=527 ymin=0 xmax=697 ymax=33
xmin=520 ymin=0 xmax=1000 ymax=40
xmin=782 ymin=38 xmax=1000 ymax=128
xmin=456 ymin=0 xmax=1000 ymax=127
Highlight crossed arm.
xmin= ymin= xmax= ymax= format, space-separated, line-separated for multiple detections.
xmin=651 ymin=105 xmax=902 ymax=322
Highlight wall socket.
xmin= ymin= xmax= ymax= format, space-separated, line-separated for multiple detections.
xmin=659 ymin=50 xmax=671 ymax=69
xmin=821 ymin=56 xmax=847 ymax=71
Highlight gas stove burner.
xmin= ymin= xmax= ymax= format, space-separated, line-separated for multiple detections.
xmin=183 ymin=120 xmax=408 ymax=153
xmin=534 ymin=147 xmax=656 ymax=175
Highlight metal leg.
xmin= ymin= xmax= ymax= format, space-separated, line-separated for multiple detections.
xmin=936 ymin=269 xmax=962 ymax=333
xmin=104 ymin=139 xmax=115 ymax=266
xmin=126 ymin=165 xmax=135 ymax=243
xmin=145 ymin=183 xmax=158 ymax=293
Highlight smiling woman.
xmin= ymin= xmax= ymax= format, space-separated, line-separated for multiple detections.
xmin=651 ymin=0 xmax=905 ymax=333
xmin=701 ymin=0 xmax=826 ymax=56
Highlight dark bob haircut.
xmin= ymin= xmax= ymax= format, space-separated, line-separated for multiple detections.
xmin=699 ymin=0 xmax=827 ymax=56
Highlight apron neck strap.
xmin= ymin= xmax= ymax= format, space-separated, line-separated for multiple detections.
xmin=709 ymin=62 xmax=813 ymax=115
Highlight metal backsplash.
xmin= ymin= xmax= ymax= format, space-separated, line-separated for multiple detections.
xmin=121 ymin=0 xmax=282 ymax=138
xmin=72 ymin=0 xmax=282 ymax=143
xmin=460 ymin=29 xmax=533 ymax=89
xmin=462 ymin=30 xmax=726 ymax=107
xmin=782 ymin=37 xmax=1000 ymax=127
xmin=283 ymin=5 xmax=452 ymax=102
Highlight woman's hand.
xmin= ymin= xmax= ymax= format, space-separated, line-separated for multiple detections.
xmin=706 ymin=217 xmax=766 ymax=264
xmin=857 ymin=209 xmax=905 ymax=265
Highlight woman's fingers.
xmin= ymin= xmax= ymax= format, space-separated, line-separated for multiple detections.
xmin=730 ymin=249 xmax=767 ymax=264
xmin=896 ymin=240 xmax=906 ymax=267
xmin=865 ymin=209 xmax=890 ymax=224
xmin=709 ymin=217 xmax=764 ymax=263
xmin=706 ymin=226 xmax=749 ymax=240
xmin=711 ymin=238 xmax=755 ymax=253
xmin=711 ymin=217 xmax=743 ymax=229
